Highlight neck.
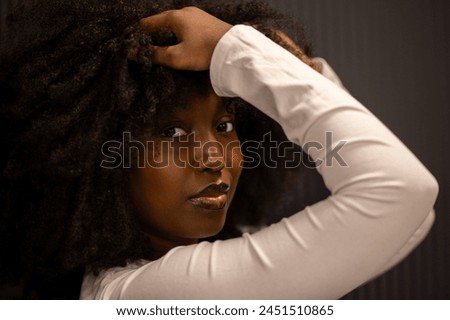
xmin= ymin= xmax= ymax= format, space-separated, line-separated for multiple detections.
xmin=144 ymin=232 xmax=199 ymax=256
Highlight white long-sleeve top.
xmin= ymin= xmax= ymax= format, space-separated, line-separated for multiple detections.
xmin=80 ymin=25 xmax=438 ymax=299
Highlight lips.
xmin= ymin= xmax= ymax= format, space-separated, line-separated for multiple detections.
xmin=189 ymin=182 xmax=230 ymax=210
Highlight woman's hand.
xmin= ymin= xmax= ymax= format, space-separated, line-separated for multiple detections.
xmin=138 ymin=7 xmax=232 ymax=71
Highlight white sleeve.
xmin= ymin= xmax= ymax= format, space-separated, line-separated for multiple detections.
xmin=81 ymin=25 xmax=438 ymax=299
xmin=312 ymin=57 xmax=437 ymax=276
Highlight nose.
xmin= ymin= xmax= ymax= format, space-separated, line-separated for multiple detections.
xmin=196 ymin=135 xmax=225 ymax=173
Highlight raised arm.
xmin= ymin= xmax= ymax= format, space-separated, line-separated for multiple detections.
xmin=81 ymin=8 xmax=438 ymax=299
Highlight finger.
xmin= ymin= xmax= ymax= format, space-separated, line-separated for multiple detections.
xmin=138 ymin=10 xmax=179 ymax=34
xmin=152 ymin=44 xmax=184 ymax=69
xmin=153 ymin=43 xmax=207 ymax=71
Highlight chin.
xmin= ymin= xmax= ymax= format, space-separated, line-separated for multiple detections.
xmin=195 ymin=226 xmax=225 ymax=239
xmin=193 ymin=220 xmax=227 ymax=239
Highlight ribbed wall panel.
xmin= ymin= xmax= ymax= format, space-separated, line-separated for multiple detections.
xmin=265 ymin=0 xmax=450 ymax=299
xmin=1 ymin=0 xmax=449 ymax=299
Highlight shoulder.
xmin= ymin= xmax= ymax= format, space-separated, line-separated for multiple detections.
xmin=80 ymin=260 xmax=148 ymax=299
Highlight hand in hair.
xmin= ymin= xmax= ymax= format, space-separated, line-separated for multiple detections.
xmin=138 ymin=7 xmax=232 ymax=70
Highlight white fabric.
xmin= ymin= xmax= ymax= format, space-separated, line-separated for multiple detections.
xmin=317 ymin=58 xmax=435 ymax=277
xmin=80 ymin=25 xmax=438 ymax=299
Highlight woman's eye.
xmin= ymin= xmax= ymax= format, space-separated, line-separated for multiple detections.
xmin=161 ymin=127 xmax=188 ymax=138
xmin=217 ymin=121 xmax=234 ymax=133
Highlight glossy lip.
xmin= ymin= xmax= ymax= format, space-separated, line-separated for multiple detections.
xmin=189 ymin=183 xmax=230 ymax=210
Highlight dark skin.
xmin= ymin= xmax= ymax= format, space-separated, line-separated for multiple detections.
xmin=136 ymin=7 xmax=320 ymax=71
xmin=130 ymin=93 xmax=242 ymax=253
xmin=131 ymin=7 xmax=319 ymax=254
xmin=137 ymin=7 xmax=233 ymax=70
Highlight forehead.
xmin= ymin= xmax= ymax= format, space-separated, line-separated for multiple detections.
xmin=157 ymin=94 xmax=234 ymax=121
xmin=152 ymin=70 xmax=212 ymax=114
xmin=135 ymin=71 xmax=236 ymax=136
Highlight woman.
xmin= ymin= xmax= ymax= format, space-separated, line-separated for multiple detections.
xmin=0 ymin=0 xmax=437 ymax=299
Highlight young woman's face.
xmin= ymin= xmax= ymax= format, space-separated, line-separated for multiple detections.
xmin=129 ymin=93 xmax=243 ymax=252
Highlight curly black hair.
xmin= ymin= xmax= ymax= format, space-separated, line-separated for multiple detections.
xmin=0 ymin=0 xmax=328 ymax=298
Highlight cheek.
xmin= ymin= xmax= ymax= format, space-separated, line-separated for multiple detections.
xmin=130 ymin=165 xmax=190 ymax=230
xmin=140 ymin=160 xmax=191 ymax=203
xmin=130 ymin=143 xmax=191 ymax=216
xmin=227 ymin=140 xmax=243 ymax=178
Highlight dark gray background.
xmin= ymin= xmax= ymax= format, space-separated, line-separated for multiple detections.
xmin=264 ymin=0 xmax=450 ymax=299
xmin=1 ymin=0 xmax=449 ymax=299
